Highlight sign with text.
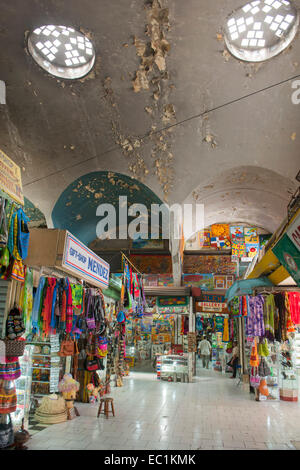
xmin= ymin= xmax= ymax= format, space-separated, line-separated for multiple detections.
xmin=63 ymin=232 xmax=110 ymax=288
xmin=198 ymin=301 xmax=228 ymax=313
xmin=272 ymin=234 xmax=300 ymax=287
xmin=286 ymin=212 xmax=300 ymax=252
xmin=202 ymin=293 xmax=226 ymax=303
xmin=0 ymin=148 xmax=24 ymax=205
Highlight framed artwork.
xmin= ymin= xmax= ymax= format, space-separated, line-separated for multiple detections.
xmin=183 ymin=273 xmax=214 ymax=291
xmin=230 ymin=226 xmax=244 ymax=240
xmin=214 ymin=275 xmax=226 ymax=289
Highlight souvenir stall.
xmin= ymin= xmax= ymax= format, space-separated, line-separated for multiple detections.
xmin=0 ymin=150 xmax=34 ymax=448
xmin=227 ymin=280 xmax=300 ymax=402
xmin=1 ymin=228 xmax=112 ymax=434
xmin=116 ymin=253 xmax=146 ymax=383
xmin=148 ymin=292 xmax=191 ymax=382
xmin=195 ymin=311 xmax=235 ymax=373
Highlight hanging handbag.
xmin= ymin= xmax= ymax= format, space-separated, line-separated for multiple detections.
xmin=4 ymin=339 xmax=26 ymax=357
xmin=250 ymin=367 xmax=260 ymax=389
xmin=58 ymin=335 xmax=74 ymax=357
xmin=86 ymin=294 xmax=96 ymax=330
xmin=0 ymin=414 xmax=14 ymax=449
xmin=84 ymin=356 xmax=101 ymax=372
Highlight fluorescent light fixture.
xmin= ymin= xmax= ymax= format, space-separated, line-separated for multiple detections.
xmin=27 ymin=25 xmax=96 ymax=79
xmin=224 ymin=0 xmax=299 ymax=62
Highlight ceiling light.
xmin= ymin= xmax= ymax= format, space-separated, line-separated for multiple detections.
xmin=224 ymin=0 xmax=299 ymax=62
xmin=28 ymin=25 xmax=96 ymax=79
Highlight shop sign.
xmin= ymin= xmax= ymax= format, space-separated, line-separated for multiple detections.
xmin=198 ymin=301 xmax=227 ymax=312
xmin=0 ymin=148 xmax=24 ymax=205
xmin=286 ymin=212 xmax=300 ymax=252
xmin=202 ymin=293 xmax=226 ymax=303
xmin=63 ymin=231 xmax=110 ymax=287
xmin=272 ymin=234 xmax=300 ymax=287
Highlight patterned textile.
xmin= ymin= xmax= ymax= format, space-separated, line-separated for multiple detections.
xmin=263 ymin=295 xmax=275 ymax=342
xmin=0 ymin=380 xmax=17 ymax=414
xmin=285 ymin=292 xmax=296 ymax=334
xmin=0 ymin=361 xmax=21 ymax=381
xmin=274 ymin=293 xmax=286 ymax=342
xmin=288 ymin=292 xmax=300 ymax=325
xmin=246 ymin=295 xmax=265 ymax=337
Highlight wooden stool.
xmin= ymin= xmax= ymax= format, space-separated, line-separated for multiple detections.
xmin=97 ymin=397 xmax=115 ymax=419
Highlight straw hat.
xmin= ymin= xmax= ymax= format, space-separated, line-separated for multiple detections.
xmin=34 ymin=394 xmax=67 ymax=424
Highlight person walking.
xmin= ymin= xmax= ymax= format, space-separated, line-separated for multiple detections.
xmin=198 ymin=336 xmax=211 ymax=369
xmin=229 ymin=341 xmax=239 ymax=379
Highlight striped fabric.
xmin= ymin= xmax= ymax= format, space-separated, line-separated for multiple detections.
xmin=0 ymin=380 xmax=17 ymax=414
xmin=0 ymin=361 xmax=21 ymax=380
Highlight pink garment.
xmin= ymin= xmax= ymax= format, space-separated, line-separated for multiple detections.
xmin=288 ymin=292 xmax=300 ymax=325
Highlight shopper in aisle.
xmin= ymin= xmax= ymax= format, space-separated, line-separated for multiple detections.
xmin=198 ymin=336 xmax=211 ymax=369
xmin=229 ymin=341 xmax=239 ymax=379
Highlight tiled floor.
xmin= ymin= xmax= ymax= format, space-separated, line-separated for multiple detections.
xmin=27 ymin=367 xmax=300 ymax=450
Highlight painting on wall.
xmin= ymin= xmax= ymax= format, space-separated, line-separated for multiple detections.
xmin=183 ymin=255 xmax=237 ymax=275
xmin=226 ymin=275 xmax=235 ymax=289
xmin=230 ymin=226 xmax=244 ymax=240
xmin=231 ymin=240 xmax=247 ymax=258
xmin=199 ymin=230 xmax=211 ymax=248
xmin=214 ymin=275 xmax=227 ymax=289
xmin=157 ymin=275 xmax=174 ymax=287
xmin=244 ymin=227 xmax=257 ymax=238
xmin=130 ymin=254 xmax=172 ymax=274
xmin=183 ymin=274 xmax=214 ymax=291
xmin=211 ymin=224 xmax=231 ymax=247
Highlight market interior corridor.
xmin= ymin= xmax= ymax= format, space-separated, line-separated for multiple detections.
xmin=26 ymin=367 xmax=300 ymax=451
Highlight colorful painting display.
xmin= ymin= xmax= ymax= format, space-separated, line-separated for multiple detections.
xmin=244 ymin=227 xmax=257 ymax=237
xmin=130 ymin=254 xmax=172 ymax=274
xmin=157 ymin=296 xmax=189 ymax=307
xmin=211 ymin=224 xmax=231 ymax=247
xmin=231 ymin=240 xmax=247 ymax=258
xmin=157 ymin=275 xmax=174 ymax=287
xmin=199 ymin=230 xmax=211 ymax=248
xmin=230 ymin=226 xmax=244 ymax=240
xmin=226 ymin=275 xmax=235 ymax=289
xmin=183 ymin=256 xmax=237 ymax=275
xmin=214 ymin=275 xmax=227 ymax=289
xmin=183 ymin=274 xmax=214 ymax=291
xmin=210 ymin=237 xmax=225 ymax=249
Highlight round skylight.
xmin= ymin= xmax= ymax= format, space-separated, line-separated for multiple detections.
xmin=27 ymin=25 xmax=95 ymax=79
xmin=224 ymin=0 xmax=299 ymax=62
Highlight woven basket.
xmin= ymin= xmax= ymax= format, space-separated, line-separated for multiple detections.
xmin=4 ymin=339 xmax=26 ymax=357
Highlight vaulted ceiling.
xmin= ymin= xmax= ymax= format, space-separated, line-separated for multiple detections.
xmin=0 ymin=0 xmax=299 ymax=237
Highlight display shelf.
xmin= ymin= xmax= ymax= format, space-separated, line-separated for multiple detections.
xmin=159 ymin=354 xmax=188 ymax=381
xmin=30 ymin=333 xmax=62 ymax=397
xmin=11 ymin=344 xmax=34 ymax=430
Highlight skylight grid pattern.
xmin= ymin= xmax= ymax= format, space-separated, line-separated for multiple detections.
xmin=224 ymin=0 xmax=299 ymax=61
xmin=28 ymin=25 xmax=96 ymax=79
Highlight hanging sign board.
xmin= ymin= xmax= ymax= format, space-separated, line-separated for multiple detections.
xmin=0 ymin=148 xmax=24 ymax=205
xmin=198 ymin=301 xmax=228 ymax=313
xmin=272 ymin=234 xmax=300 ymax=287
xmin=62 ymin=231 xmax=110 ymax=288
xmin=286 ymin=212 xmax=300 ymax=252
xmin=202 ymin=293 xmax=226 ymax=303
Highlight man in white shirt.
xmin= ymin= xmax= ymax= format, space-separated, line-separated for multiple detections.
xmin=198 ymin=336 xmax=211 ymax=369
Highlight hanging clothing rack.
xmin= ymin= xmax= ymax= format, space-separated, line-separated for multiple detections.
xmin=253 ymin=286 xmax=300 ymax=295
xmin=120 ymin=251 xmax=142 ymax=275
